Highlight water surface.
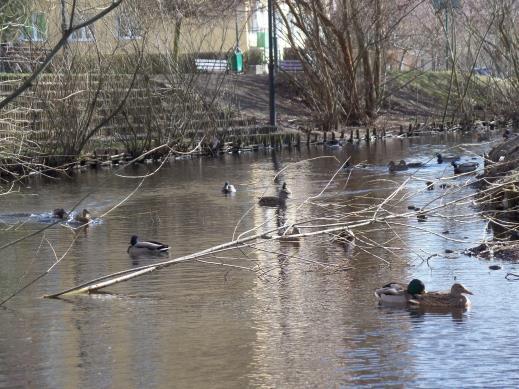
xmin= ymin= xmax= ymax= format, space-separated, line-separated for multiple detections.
xmin=1 ymin=134 xmax=518 ymax=388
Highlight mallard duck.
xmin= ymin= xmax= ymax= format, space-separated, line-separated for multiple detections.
xmin=452 ymin=161 xmax=479 ymax=174
xmin=222 ymin=181 xmax=236 ymax=194
xmin=416 ymin=208 xmax=427 ymax=221
xmin=375 ymin=279 xmax=425 ymax=304
xmin=127 ymin=235 xmax=169 ymax=256
xmin=279 ymin=225 xmax=301 ymax=242
xmin=258 ymin=182 xmax=290 ymax=207
xmin=74 ymin=209 xmax=91 ymax=224
xmin=426 ymin=181 xmax=434 ymax=190
xmin=333 ymin=230 xmax=355 ymax=245
xmin=388 ymin=160 xmax=408 ymax=172
xmin=436 ymin=153 xmax=460 ymax=164
xmin=52 ymin=208 xmax=68 ymax=219
xmin=409 ymin=283 xmax=472 ymax=308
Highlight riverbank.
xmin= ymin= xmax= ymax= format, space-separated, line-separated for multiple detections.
xmin=0 ymin=71 xmax=512 ymax=179
xmin=198 ymin=71 xmax=509 ymax=132
xmin=470 ymin=135 xmax=519 ymax=260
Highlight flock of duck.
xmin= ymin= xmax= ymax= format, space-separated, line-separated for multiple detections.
xmin=129 ymin=182 xmax=294 ymax=257
xmin=44 ymin=182 xmax=294 ymax=259
xmin=375 ymin=279 xmax=473 ymax=308
xmin=52 ymin=208 xmax=92 ymax=224
xmin=223 ymin=181 xmax=292 ymax=208
xmin=52 ymin=152 xmax=477 ymax=259
xmin=51 ymin=183 xmax=473 ymax=309
xmin=382 ymin=154 xmax=476 ymax=309
xmin=388 ymin=153 xmax=479 ymax=174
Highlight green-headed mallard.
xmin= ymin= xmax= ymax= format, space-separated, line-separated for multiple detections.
xmin=258 ymin=182 xmax=290 ymax=207
xmin=222 ymin=182 xmax=236 ymax=194
xmin=409 ymin=283 xmax=472 ymax=308
xmin=74 ymin=209 xmax=91 ymax=224
xmin=127 ymin=235 xmax=169 ymax=257
xmin=452 ymin=161 xmax=479 ymax=174
xmin=375 ymin=279 xmax=426 ymax=304
xmin=436 ymin=153 xmax=460 ymax=164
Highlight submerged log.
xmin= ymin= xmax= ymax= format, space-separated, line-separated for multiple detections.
xmin=44 ymin=223 xmax=357 ymax=298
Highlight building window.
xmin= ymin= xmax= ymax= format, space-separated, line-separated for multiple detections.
xmin=251 ymin=0 xmax=266 ymax=33
xmin=116 ymin=15 xmax=141 ymax=40
xmin=68 ymin=14 xmax=95 ymax=42
xmin=22 ymin=12 xmax=47 ymax=42
xmin=69 ymin=15 xmax=95 ymax=42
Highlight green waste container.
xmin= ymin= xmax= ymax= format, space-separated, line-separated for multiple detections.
xmin=257 ymin=32 xmax=266 ymax=48
xmin=230 ymin=48 xmax=243 ymax=73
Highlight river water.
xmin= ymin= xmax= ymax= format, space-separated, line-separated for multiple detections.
xmin=1 ymin=134 xmax=518 ymax=388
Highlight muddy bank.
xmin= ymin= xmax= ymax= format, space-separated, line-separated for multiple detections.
xmin=473 ymin=135 xmax=519 ymax=260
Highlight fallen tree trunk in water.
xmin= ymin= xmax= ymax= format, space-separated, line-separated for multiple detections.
xmin=44 ymin=223 xmax=358 ymax=298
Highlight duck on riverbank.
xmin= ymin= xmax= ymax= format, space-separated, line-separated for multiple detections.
xmin=259 ymin=182 xmax=290 ymax=207
xmin=375 ymin=279 xmax=426 ymax=304
xmin=409 ymin=283 xmax=472 ymax=308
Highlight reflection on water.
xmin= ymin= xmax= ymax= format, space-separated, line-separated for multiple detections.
xmin=1 ymin=134 xmax=518 ymax=387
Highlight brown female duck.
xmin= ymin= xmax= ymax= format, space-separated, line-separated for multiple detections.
xmin=409 ymin=283 xmax=472 ymax=308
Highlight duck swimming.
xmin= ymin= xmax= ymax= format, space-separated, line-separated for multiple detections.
xmin=388 ymin=160 xmax=425 ymax=172
xmin=52 ymin=208 xmax=68 ymax=219
xmin=375 ymin=279 xmax=426 ymax=304
xmin=436 ymin=153 xmax=460 ymax=164
xmin=409 ymin=283 xmax=472 ymax=308
xmin=452 ymin=161 xmax=479 ymax=174
xmin=388 ymin=160 xmax=408 ymax=172
xmin=279 ymin=225 xmax=301 ymax=242
xmin=259 ymin=182 xmax=291 ymax=207
xmin=74 ymin=209 xmax=91 ymax=224
xmin=127 ymin=235 xmax=169 ymax=256
xmin=222 ymin=182 xmax=236 ymax=194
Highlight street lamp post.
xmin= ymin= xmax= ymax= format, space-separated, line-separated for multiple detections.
xmin=267 ymin=0 xmax=276 ymax=127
